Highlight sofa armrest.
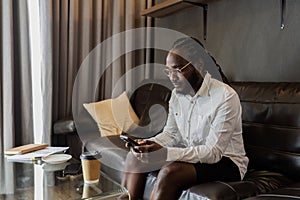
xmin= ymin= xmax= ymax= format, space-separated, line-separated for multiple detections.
xmin=53 ymin=117 xmax=76 ymax=134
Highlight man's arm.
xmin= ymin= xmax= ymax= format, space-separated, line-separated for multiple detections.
xmin=148 ymin=92 xmax=182 ymax=147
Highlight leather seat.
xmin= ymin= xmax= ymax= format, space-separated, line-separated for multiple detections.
xmin=55 ymin=80 xmax=300 ymax=199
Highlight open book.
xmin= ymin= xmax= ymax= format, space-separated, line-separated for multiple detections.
xmin=5 ymin=146 xmax=69 ymax=162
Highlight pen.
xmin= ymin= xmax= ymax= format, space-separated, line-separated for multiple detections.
xmin=30 ymin=157 xmax=42 ymax=164
xmin=30 ymin=157 xmax=36 ymax=161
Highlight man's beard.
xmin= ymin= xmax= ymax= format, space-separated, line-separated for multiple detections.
xmin=175 ymin=72 xmax=201 ymax=95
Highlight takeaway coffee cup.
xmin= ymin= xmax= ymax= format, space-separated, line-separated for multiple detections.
xmin=80 ymin=151 xmax=101 ymax=184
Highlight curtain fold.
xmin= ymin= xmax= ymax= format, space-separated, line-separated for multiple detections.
xmin=1 ymin=0 xmax=34 ymax=194
xmin=1 ymin=0 xmax=34 ymax=150
xmin=0 ymin=0 xmax=15 ymax=195
xmin=39 ymin=0 xmax=54 ymax=143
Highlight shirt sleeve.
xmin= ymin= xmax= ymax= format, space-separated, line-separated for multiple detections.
xmin=149 ymin=91 xmax=182 ymax=147
xmin=166 ymin=90 xmax=242 ymax=164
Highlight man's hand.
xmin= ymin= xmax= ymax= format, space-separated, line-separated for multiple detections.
xmin=130 ymin=140 xmax=167 ymax=163
xmin=133 ymin=140 xmax=162 ymax=153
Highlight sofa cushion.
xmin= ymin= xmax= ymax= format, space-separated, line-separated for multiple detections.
xmin=244 ymin=170 xmax=292 ymax=194
xmin=244 ymin=182 xmax=300 ymax=199
xmin=142 ymin=172 xmax=259 ymax=200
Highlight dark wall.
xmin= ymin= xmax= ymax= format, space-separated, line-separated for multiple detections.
xmin=153 ymin=0 xmax=300 ymax=82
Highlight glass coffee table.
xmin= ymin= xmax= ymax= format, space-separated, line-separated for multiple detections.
xmin=0 ymin=155 xmax=128 ymax=200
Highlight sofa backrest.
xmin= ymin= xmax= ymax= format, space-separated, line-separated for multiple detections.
xmin=129 ymin=79 xmax=173 ymax=138
xmin=231 ymin=82 xmax=300 ymax=181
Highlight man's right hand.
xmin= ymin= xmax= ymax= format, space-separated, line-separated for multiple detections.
xmin=133 ymin=140 xmax=162 ymax=153
xmin=130 ymin=140 xmax=167 ymax=163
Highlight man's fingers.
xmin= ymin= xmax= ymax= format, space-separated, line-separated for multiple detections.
xmin=135 ymin=139 xmax=146 ymax=145
xmin=125 ymin=142 xmax=134 ymax=148
xmin=135 ymin=145 xmax=148 ymax=153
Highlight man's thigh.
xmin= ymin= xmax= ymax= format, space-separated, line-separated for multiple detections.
xmin=157 ymin=162 xmax=198 ymax=190
xmin=194 ymin=157 xmax=240 ymax=183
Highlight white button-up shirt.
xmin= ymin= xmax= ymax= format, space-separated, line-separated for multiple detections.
xmin=150 ymin=73 xmax=249 ymax=179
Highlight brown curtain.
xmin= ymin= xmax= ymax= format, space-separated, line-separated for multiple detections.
xmin=51 ymin=0 xmax=154 ymax=145
xmin=52 ymin=0 xmax=152 ymax=119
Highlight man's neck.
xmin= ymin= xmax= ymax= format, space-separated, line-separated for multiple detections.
xmin=189 ymin=76 xmax=203 ymax=96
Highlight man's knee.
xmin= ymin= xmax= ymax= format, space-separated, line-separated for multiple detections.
xmin=124 ymin=152 xmax=144 ymax=173
xmin=151 ymin=163 xmax=184 ymax=199
xmin=155 ymin=162 xmax=197 ymax=191
xmin=156 ymin=163 xmax=181 ymax=188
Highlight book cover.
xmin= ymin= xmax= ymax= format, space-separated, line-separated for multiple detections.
xmin=4 ymin=143 xmax=49 ymax=155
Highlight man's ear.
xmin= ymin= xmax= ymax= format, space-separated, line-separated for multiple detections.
xmin=193 ymin=60 xmax=205 ymax=77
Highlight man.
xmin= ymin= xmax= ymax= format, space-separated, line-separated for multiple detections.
xmin=121 ymin=37 xmax=249 ymax=200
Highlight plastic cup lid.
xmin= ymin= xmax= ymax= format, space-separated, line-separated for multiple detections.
xmin=80 ymin=151 xmax=101 ymax=160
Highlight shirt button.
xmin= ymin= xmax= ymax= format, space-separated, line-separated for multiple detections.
xmin=191 ymin=101 xmax=194 ymax=104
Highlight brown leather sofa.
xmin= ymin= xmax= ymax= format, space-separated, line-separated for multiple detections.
xmin=54 ymin=80 xmax=300 ymax=199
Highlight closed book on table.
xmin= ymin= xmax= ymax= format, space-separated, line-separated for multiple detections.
xmin=4 ymin=144 xmax=49 ymax=155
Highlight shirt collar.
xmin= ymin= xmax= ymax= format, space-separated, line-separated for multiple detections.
xmin=196 ymin=72 xmax=211 ymax=97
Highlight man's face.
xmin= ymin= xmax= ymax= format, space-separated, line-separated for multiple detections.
xmin=166 ymin=52 xmax=198 ymax=94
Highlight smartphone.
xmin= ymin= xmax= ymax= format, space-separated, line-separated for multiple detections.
xmin=120 ymin=135 xmax=140 ymax=147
